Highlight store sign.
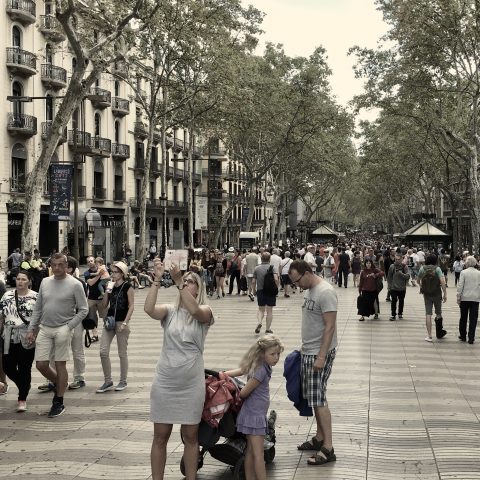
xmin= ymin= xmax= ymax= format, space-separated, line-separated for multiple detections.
xmin=195 ymin=197 xmax=208 ymax=230
xmin=101 ymin=219 xmax=126 ymax=228
xmin=8 ymin=219 xmax=22 ymax=229
xmin=49 ymin=164 xmax=74 ymax=221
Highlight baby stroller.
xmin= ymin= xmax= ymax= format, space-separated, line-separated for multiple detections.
xmin=180 ymin=369 xmax=277 ymax=480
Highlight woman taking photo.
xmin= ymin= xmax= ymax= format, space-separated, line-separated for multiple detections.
xmin=0 ymin=270 xmax=38 ymax=411
xmin=358 ymin=259 xmax=383 ymax=321
xmin=96 ymin=261 xmax=134 ymax=393
xmin=144 ymin=259 xmax=214 ymax=480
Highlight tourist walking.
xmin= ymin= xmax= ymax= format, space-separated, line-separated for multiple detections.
xmin=280 ymin=252 xmax=293 ymax=297
xmin=0 ymin=270 xmax=38 ymax=412
xmin=245 ymin=248 xmax=259 ymax=301
xmin=358 ymin=259 xmax=383 ymax=321
xmin=456 ymin=256 xmax=480 ymax=344
xmin=252 ymin=252 xmax=280 ymax=335
xmin=351 ymin=251 xmax=362 ymax=287
xmin=214 ymin=252 xmax=227 ymax=299
xmin=387 ymin=253 xmax=410 ymax=321
xmin=97 ymin=261 xmax=134 ymax=393
xmin=418 ymin=254 xmax=447 ymax=342
xmin=453 ymin=256 xmax=464 ymax=286
xmin=144 ymin=259 xmax=214 ymax=480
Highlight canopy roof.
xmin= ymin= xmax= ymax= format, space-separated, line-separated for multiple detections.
xmin=311 ymin=225 xmax=338 ymax=236
xmin=403 ymin=221 xmax=448 ymax=237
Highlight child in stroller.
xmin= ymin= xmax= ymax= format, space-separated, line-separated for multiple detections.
xmin=180 ymin=368 xmax=277 ymax=480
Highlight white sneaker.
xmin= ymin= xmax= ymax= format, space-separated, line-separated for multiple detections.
xmin=424 ymin=336 xmax=433 ymax=342
xmin=17 ymin=401 xmax=27 ymax=412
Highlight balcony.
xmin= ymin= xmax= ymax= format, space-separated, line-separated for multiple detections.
xmin=10 ymin=177 xmax=25 ymax=194
xmin=204 ymin=145 xmax=227 ymax=156
xmin=165 ymin=134 xmax=174 ymax=148
xmin=68 ymin=130 xmax=93 ymax=154
xmin=41 ymin=64 xmax=67 ymax=89
xmin=112 ymin=143 xmax=130 ymax=160
xmin=6 ymin=0 xmax=36 ymax=25
xmin=113 ymin=190 xmax=126 ymax=203
xmin=134 ymin=121 xmax=148 ymax=139
xmin=7 ymin=113 xmax=37 ymax=137
xmin=135 ymin=89 xmax=147 ymax=103
xmin=41 ymin=121 xmax=67 ymax=144
xmin=39 ymin=15 xmax=66 ymax=42
xmin=112 ymin=97 xmax=129 ymax=116
xmin=167 ymin=200 xmax=188 ymax=216
xmin=6 ymin=47 xmax=36 ymax=76
xmin=193 ymin=145 xmax=202 ymax=159
xmin=87 ymin=87 xmax=111 ymax=108
xmin=92 ymin=136 xmax=111 ymax=157
xmin=209 ymin=192 xmax=229 ymax=203
xmin=129 ymin=197 xmax=161 ymax=211
xmin=152 ymin=162 xmax=161 ymax=175
xmin=92 ymin=187 xmax=106 ymax=201
xmin=192 ymin=172 xmax=202 ymax=184
xmin=112 ymin=60 xmax=128 ymax=77
xmin=173 ymin=138 xmax=184 ymax=153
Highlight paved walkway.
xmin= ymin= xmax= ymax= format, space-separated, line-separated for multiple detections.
xmin=1 ymin=275 xmax=479 ymax=479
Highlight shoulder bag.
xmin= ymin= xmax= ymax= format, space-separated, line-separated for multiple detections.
xmin=15 ymin=291 xmax=35 ymax=350
xmin=104 ymin=283 xmax=125 ymax=331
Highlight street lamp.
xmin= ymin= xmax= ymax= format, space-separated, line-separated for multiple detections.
xmin=159 ymin=195 xmax=168 ymax=260
xmin=298 ymin=220 xmax=306 ymax=245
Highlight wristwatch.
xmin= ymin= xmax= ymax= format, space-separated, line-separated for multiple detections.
xmin=176 ymin=283 xmax=185 ymax=290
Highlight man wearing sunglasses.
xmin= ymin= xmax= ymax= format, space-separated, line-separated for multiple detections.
xmin=288 ymin=259 xmax=338 ymax=466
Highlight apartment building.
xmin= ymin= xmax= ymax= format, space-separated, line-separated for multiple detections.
xmin=1 ymin=1 xmax=271 ymax=263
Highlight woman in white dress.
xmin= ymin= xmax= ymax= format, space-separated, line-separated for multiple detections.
xmin=144 ymin=259 xmax=214 ymax=480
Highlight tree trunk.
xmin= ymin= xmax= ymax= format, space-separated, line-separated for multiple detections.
xmin=245 ymin=193 xmax=256 ymax=231
xmin=22 ymin=73 xmax=95 ymax=251
xmin=159 ymin=89 xmax=169 ymax=258
xmin=469 ymin=152 xmax=480 ymax=253
xmin=187 ymin=118 xmax=195 ymax=248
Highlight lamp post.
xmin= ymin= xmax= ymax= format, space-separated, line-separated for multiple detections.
xmin=298 ymin=220 xmax=306 ymax=245
xmin=159 ymin=195 xmax=168 ymax=260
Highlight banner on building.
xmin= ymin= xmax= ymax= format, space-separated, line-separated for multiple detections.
xmin=49 ymin=164 xmax=74 ymax=221
xmin=195 ymin=197 xmax=208 ymax=230
xmin=241 ymin=207 xmax=250 ymax=230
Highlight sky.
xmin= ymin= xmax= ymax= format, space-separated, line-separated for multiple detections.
xmin=243 ymin=0 xmax=389 ymax=112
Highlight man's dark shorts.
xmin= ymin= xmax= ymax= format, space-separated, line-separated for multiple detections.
xmin=257 ymin=289 xmax=276 ymax=307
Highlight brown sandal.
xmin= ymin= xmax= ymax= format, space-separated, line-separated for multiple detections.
xmin=297 ymin=436 xmax=323 ymax=451
xmin=307 ymin=446 xmax=336 ymax=465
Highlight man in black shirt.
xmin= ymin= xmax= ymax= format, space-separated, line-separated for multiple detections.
xmin=337 ymin=248 xmax=351 ymax=288
xmin=84 ymin=256 xmax=103 ymax=343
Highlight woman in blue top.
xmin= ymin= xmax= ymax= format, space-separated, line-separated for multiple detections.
xmin=225 ymin=334 xmax=284 ymax=480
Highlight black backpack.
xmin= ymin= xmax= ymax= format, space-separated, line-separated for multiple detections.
xmin=263 ymin=266 xmax=278 ymax=296
xmin=420 ymin=266 xmax=441 ymax=296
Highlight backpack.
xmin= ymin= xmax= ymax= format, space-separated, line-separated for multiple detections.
xmin=420 ymin=266 xmax=441 ymax=296
xmin=263 ymin=266 xmax=278 ymax=296
xmin=439 ymin=255 xmax=449 ymax=271
xmin=215 ymin=261 xmax=225 ymax=275
xmin=230 ymin=257 xmax=238 ymax=272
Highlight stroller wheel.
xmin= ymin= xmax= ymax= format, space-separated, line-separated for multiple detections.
xmin=264 ymin=446 xmax=275 ymax=464
xmin=180 ymin=455 xmax=204 ymax=475
xmin=232 ymin=456 xmax=245 ymax=480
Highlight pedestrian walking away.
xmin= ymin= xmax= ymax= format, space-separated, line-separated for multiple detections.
xmin=144 ymin=258 xmax=214 ymax=480
xmin=224 ymin=334 xmax=284 ymax=480
xmin=357 ymin=260 xmax=383 ymax=321
xmin=288 ymin=259 xmax=338 ymax=466
xmin=456 ymin=256 xmax=480 ymax=344
xmin=418 ymin=254 xmax=447 ymax=342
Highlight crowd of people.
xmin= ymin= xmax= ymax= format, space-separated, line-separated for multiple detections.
xmin=0 ymin=239 xmax=479 ymax=480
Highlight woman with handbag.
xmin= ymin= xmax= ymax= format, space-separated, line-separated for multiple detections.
xmin=145 ymin=259 xmax=214 ymax=480
xmin=96 ymin=261 xmax=134 ymax=393
xmin=358 ymin=259 xmax=383 ymax=321
xmin=0 ymin=270 xmax=38 ymax=411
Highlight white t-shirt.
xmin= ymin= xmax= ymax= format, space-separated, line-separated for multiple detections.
xmin=270 ymin=254 xmax=282 ymax=274
xmin=280 ymin=257 xmax=293 ymax=275
xmin=303 ymin=251 xmax=316 ymax=268
xmin=416 ymin=251 xmax=425 ymax=263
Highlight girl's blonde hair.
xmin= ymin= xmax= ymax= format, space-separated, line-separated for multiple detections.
xmin=175 ymin=271 xmax=208 ymax=317
xmin=239 ymin=334 xmax=284 ymax=376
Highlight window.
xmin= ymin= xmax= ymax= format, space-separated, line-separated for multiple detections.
xmin=173 ymin=185 xmax=178 ymax=202
xmin=11 ymin=144 xmax=26 ymax=193
xmin=93 ymin=161 xmax=103 ymax=196
xmin=12 ymin=26 xmax=21 ymax=48
xmin=45 ymin=44 xmax=53 ymax=64
xmin=150 ymin=181 xmax=155 ymax=200
xmin=45 ymin=2 xmax=53 ymax=14
xmin=114 ymin=165 xmax=123 ymax=199
xmin=136 ymin=178 xmax=141 ymax=199
xmin=114 ymin=81 xmax=120 ymax=97
xmin=114 ymin=121 xmax=120 ymax=143
xmin=12 ymin=82 xmax=23 ymax=116
xmin=46 ymin=94 xmax=53 ymax=121
xmin=72 ymin=108 xmax=79 ymax=131
xmin=94 ymin=113 xmax=101 ymax=136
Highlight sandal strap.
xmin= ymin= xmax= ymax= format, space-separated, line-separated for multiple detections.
xmin=319 ymin=446 xmax=334 ymax=458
